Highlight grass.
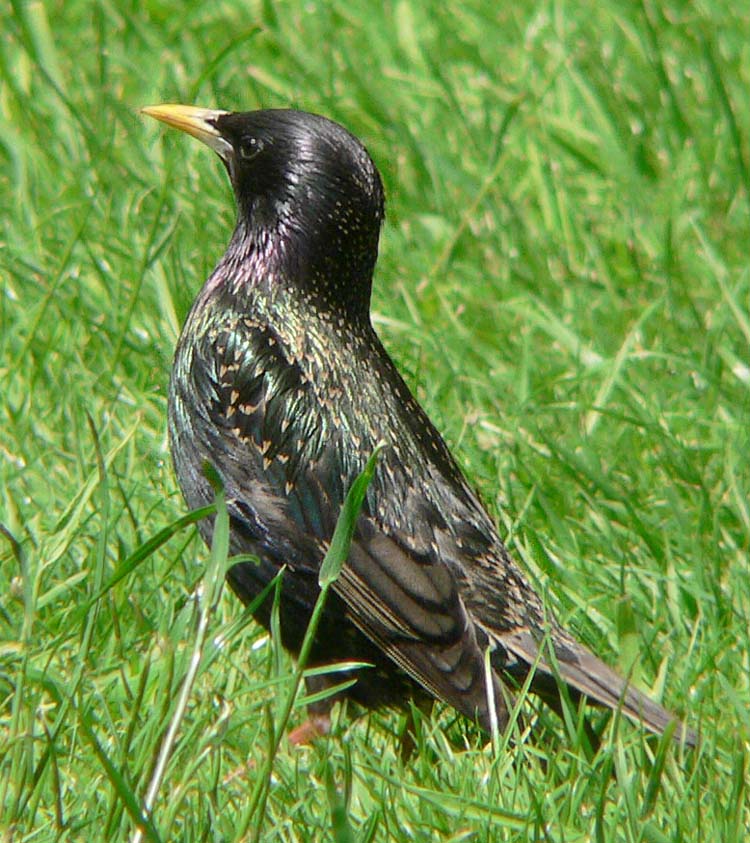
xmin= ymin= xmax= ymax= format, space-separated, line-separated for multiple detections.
xmin=1 ymin=0 xmax=748 ymax=840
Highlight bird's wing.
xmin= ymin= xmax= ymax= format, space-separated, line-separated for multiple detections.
xmin=183 ymin=320 xmax=508 ymax=729
xmin=333 ymin=520 xmax=508 ymax=731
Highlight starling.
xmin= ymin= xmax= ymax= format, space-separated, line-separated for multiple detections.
xmin=143 ymin=103 xmax=696 ymax=747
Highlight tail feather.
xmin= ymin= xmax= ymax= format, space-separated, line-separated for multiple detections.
xmin=500 ymin=629 xmax=698 ymax=748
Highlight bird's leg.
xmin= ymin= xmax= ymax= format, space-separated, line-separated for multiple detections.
xmin=287 ymin=713 xmax=332 ymax=745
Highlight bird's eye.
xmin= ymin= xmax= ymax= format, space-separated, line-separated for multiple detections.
xmin=238 ymin=137 xmax=264 ymax=161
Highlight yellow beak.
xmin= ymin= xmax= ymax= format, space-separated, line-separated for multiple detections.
xmin=141 ymin=104 xmax=232 ymax=157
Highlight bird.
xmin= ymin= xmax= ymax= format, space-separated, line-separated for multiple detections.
xmin=142 ymin=103 xmax=697 ymax=749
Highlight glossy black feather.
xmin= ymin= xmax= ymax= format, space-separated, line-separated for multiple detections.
xmin=153 ymin=106 xmax=696 ymax=746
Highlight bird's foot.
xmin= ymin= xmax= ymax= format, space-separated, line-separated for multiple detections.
xmin=287 ymin=714 xmax=331 ymax=746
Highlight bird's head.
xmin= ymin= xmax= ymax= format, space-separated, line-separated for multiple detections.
xmin=142 ymin=104 xmax=385 ymax=323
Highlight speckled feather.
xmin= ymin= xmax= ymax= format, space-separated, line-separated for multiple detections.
xmin=151 ymin=105 xmax=696 ymax=745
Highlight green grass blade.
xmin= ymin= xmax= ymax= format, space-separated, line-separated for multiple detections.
xmin=319 ymin=443 xmax=385 ymax=587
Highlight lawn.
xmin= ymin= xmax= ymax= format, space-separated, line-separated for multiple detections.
xmin=1 ymin=1 xmax=748 ymax=840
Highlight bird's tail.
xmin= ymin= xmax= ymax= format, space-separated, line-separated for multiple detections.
xmin=499 ymin=629 xmax=698 ymax=747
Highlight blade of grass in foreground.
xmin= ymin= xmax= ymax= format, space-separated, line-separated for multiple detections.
xmin=240 ymin=444 xmax=384 ymax=842
xmin=131 ymin=475 xmax=229 ymax=843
